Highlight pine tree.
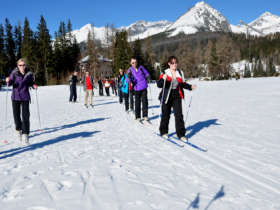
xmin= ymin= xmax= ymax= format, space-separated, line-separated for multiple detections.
xmin=0 ymin=24 xmax=8 ymax=76
xmin=244 ymin=64 xmax=251 ymax=78
xmin=113 ymin=30 xmax=131 ymax=75
xmin=257 ymin=59 xmax=265 ymax=77
xmin=132 ymin=39 xmax=145 ymax=66
xmin=216 ymin=36 xmax=233 ymax=79
xmin=52 ymin=20 xmax=80 ymax=84
xmin=267 ymin=57 xmax=276 ymax=76
xmin=5 ymin=18 xmax=16 ymax=70
xmin=37 ymin=15 xmax=52 ymax=85
xmin=205 ymin=40 xmax=218 ymax=80
xmin=159 ymin=47 xmax=169 ymax=72
xmin=87 ymin=29 xmax=98 ymax=79
xmin=21 ymin=17 xmax=35 ymax=69
xmin=14 ymin=23 xmax=22 ymax=61
xmin=143 ymin=36 xmax=156 ymax=79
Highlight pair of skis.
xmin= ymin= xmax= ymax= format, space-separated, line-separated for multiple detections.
xmin=157 ymin=133 xmax=208 ymax=152
xmin=134 ymin=117 xmax=207 ymax=152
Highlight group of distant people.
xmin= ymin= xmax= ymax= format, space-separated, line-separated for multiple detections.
xmin=5 ymin=55 xmax=196 ymax=146
xmin=68 ymin=71 xmax=118 ymax=107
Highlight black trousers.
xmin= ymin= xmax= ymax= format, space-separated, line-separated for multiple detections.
xmin=99 ymin=86 xmax=104 ymax=96
xmin=129 ymin=89 xmax=134 ymax=111
xmin=69 ymin=85 xmax=77 ymax=102
xmin=119 ymin=89 xmax=123 ymax=103
xmin=134 ymin=89 xmax=148 ymax=119
xmin=12 ymin=100 xmax=30 ymax=135
xmin=105 ymin=87 xmax=110 ymax=96
xmin=160 ymin=90 xmax=185 ymax=138
xmin=112 ymin=86 xmax=117 ymax=95
xmin=123 ymin=92 xmax=129 ymax=111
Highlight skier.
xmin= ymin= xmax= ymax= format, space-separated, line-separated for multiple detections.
xmin=117 ymin=69 xmax=124 ymax=104
xmin=5 ymin=58 xmax=37 ymax=145
xmin=120 ymin=70 xmax=130 ymax=112
xmin=104 ymin=78 xmax=111 ymax=96
xmin=128 ymin=76 xmax=135 ymax=113
xmin=157 ymin=56 xmax=196 ymax=142
xmin=111 ymin=78 xmax=117 ymax=96
xmin=81 ymin=71 xmax=94 ymax=108
xmin=69 ymin=70 xmax=78 ymax=102
xmin=98 ymin=78 xmax=104 ymax=96
xmin=127 ymin=56 xmax=150 ymax=122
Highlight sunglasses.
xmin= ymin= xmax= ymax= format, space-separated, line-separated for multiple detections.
xmin=170 ymin=62 xmax=177 ymax=65
xmin=131 ymin=62 xmax=137 ymax=64
xmin=18 ymin=64 xmax=26 ymax=67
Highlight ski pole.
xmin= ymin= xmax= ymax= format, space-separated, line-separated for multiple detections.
xmin=35 ymin=88 xmax=42 ymax=132
xmin=3 ymin=84 xmax=9 ymax=143
xmin=159 ymin=77 xmax=166 ymax=126
xmin=148 ymin=83 xmax=154 ymax=115
xmin=184 ymin=92 xmax=193 ymax=130
xmin=5 ymin=84 xmax=8 ymax=124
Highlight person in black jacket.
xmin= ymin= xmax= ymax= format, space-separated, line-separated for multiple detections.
xmin=157 ymin=56 xmax=196 ymax=142
xmin=69 ymin=71 xmax=78 ymax=102
xmin=98 ymin=78 xmax=104 ymax=96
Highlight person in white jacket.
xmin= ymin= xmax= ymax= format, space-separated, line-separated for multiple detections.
xmin=157 ymin=56 xmax=196 ymax=142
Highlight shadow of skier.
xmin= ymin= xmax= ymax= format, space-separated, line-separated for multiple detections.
xmin=169 ymin=119 xmax=221 ymax=139
xmin=186 ymin=193 xmax=200 ymax=210
xmin=0 ymin=131 xmax=100 ymax=159
xmin=204 ymin=185 xmax=225 ymax=210
xmin=186 ymin=119 xmax=221 ymax=139
xmin=29 ymin=118 xmax=109 ymax=138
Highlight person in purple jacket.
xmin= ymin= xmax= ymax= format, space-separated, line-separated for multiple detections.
xmin=127 ymin=56 xmax=150 ymax=122
xmin=5 ymin=58 xmax=37 ymax=145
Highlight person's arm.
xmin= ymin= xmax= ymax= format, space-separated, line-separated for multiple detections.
xmin=141 ymin=66 xmax=150 ymax=80
xmin=180 ymin=70 xmax=195 ymax=90
xmin=157 ymin=72 xmax=171 ymax=88
xmin=6 ymin=71 xmax=16 ymax=86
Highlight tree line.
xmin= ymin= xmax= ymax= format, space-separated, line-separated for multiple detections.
xmin=151 ymin=31 xmax=280 ymax=80
xmin=1 ymin=16 xmax=279 ymax=87
xmin=0 ymin=16 xmax=80 ymax=85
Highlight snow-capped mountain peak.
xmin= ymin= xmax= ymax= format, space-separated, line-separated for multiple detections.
xmin=230 ymin=11 xmax=280 ymax=36
xmin=167 ymin=1 xmax=231 ymax=36
xmin=70 ymin=2 xmax=280 ymax=44
xmin=249 ymin=12 xmax=280 ymax=28
xmin=121 ymin=20 xmax=171 ymax=41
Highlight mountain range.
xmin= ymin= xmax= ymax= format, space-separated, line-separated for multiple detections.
xmin=71 ymin=1 xmax=280 ymax=44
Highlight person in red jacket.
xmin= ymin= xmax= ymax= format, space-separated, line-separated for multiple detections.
xmin=82 ymin=71 xmax=94 ymax=108
xmin=104 ymin=78 xmax=111 ymax=96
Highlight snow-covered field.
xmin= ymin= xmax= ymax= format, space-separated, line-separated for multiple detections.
xmin=0 ymin=77 xmax=280 ymax=210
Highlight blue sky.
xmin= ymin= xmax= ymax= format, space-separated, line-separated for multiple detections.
xmin=0 ymin=0 xmax=279 ymax=37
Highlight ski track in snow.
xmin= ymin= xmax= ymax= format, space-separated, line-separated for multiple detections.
xmin=0 ymin=78 xmax=280 ymax=210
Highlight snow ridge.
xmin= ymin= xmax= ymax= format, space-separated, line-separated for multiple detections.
xmin=70 ymin=1 xmax=280 ymax=44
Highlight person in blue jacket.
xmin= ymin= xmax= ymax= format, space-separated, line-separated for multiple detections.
xmin=120 ymin=70 xmax=130 ymax=112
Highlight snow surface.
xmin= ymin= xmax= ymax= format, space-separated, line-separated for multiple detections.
xmin=1 ymin=77 xmax=280 ymax=210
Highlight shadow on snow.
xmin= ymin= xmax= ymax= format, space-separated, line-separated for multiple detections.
xmin=29 ymin=117 xmax=109 ymax=138
xmin=169 ymin=119 xmax=221 ymax=139
xmin=186 ymin=185 xmax=225 ymax=210
xmin=94 ymin=101 xmax=118 ymax=106
xmin=0 ymin=131 xmax=100 ymax=160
